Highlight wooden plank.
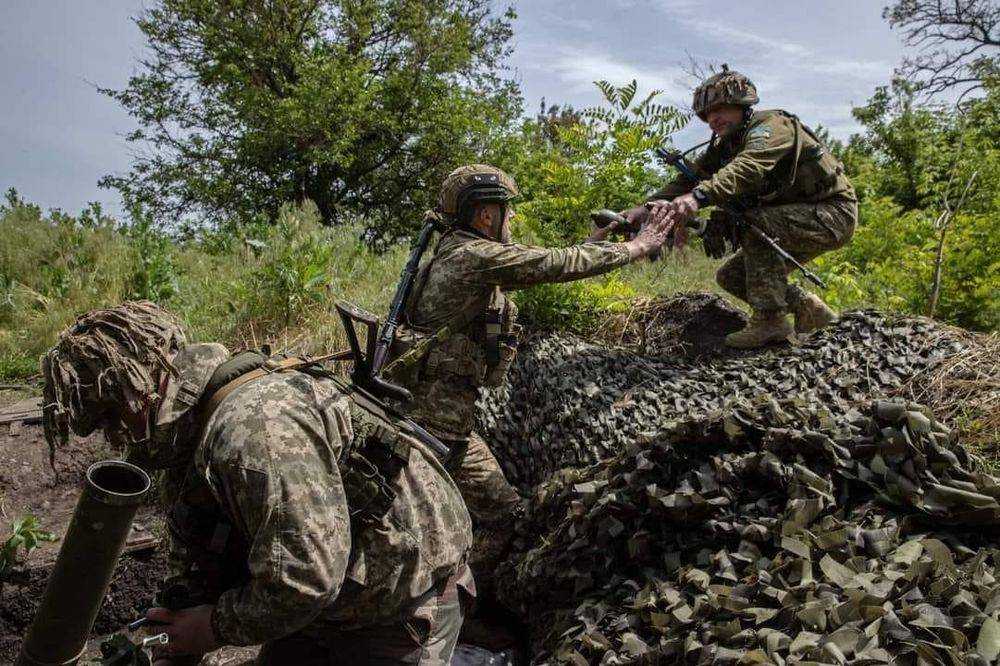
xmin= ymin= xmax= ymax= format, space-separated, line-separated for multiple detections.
xmin=0 ymin=410 xmax=42 ymax=426
xmin=0 ymin=397 xmax=43 ymax=425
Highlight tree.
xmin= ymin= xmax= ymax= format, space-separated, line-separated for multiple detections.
xmin=884 ymin=0 xmax=999 ymax=98
xmin=100 ymin=0 xmax=520 ymax=242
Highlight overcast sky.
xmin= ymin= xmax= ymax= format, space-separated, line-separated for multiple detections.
xmin=0 ymin=1 xmax=906 ymax=217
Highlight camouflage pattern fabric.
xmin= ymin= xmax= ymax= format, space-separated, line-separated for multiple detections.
xmin=649 ymin=109 xmax=854 ymax=208
xmin=716 ymin=197 xmax=857 ymax=313
xmin=256 ymin=565 xmax=474 ymax=665
xmin=161 ymin=352 xmax=473 ymax=647
xmin=477 ymin=308 xmax=967 ymax=491
xmin=387 ymin=229 xmax=631 ymax=439
xmin=445 ymin=431 xmax=524 ymax=524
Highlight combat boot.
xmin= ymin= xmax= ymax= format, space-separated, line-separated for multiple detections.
xmin=725 ymin=311 xmax=793 ymax=349
xmin=793 ymin=293 xmax=838 ymax=334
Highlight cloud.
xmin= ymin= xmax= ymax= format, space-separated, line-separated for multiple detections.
xmin=543 ymin=47 xmax=691 ymax=102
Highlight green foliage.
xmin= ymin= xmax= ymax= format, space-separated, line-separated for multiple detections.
xmin=824 ymin=76 xmax=1000 ymax=331
xmin=490 ymin=80 xmax=691 ymax=329
xmin=239 ymin=203 xmax=338 ymax=329
xmin=125 ymin=207 xmax=180 ymax=302
xmin=516 ymin=278 xmax=636 ymax=333
xmin=100 ymin=0 xmax=521 ymax=242
xmin=494 ymin=80 xmax=688 ymax=246
xmin=0 ymin=515 xmax=56 ymax=577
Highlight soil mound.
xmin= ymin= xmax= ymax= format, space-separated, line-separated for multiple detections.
xmin=612 ymin=292 xmax=748 ymax=358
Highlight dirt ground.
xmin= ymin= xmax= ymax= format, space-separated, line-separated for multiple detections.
xmin=0 ymin=389 xmax=262 ymax=664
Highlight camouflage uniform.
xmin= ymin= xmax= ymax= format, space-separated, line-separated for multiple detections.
xmin=386 ymin=229 xmax=632 ymax=523
xmin=650 ymin=108 xmax=857 ymax=315
xmin=158 ymin=345 xmax=475 ymax=663
xmin=41 ymin=303 xmax=474 ymax=664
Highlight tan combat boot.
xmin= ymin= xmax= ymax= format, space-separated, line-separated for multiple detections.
xmin=793 ymin=293 xmax=838 ymax=334
xmin=725 ymin=311 xmax=793 ymax=349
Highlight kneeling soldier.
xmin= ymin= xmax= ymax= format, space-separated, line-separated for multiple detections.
xmin=623 ymin=66 xmax=857 ymax=348
xmin=384 ymin=164 xmax=671 ymax=531
xmin=42 ymin=301 xmax=474 ymax=665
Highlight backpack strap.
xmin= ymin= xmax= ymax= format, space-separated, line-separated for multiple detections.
xmin=200 ymin=355 xmax=313 ymax=429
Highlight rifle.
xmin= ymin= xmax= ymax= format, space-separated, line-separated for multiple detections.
xmin=653 ymin=144 xmax=827 ymax=289
xmin=334 ymin=219 xmax=451 ymax=459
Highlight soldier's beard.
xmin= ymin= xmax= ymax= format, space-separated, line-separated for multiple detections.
xmin=499 ymin=219 xmax=512 ymax=243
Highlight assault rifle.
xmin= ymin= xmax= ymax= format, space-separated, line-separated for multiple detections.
xmin=334 ymin=218 xmax=451 ymax=459
xmin=653 ymin=144 xmax=827 ymax=289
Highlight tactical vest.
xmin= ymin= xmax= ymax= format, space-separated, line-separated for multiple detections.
xmin=386 ymin=233 xmax=521 ymax=391
xmin=165 ymin=350 xmax=415 ymax=604
xmin=721 ymin=109 xmax=853 ymax=206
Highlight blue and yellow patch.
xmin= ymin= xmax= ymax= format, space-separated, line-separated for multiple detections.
xmin=745 ymin=125 xmax=772 ymax=150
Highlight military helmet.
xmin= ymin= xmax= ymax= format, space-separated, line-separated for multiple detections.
xmin=438 ymin=164 xmax=519 ymax=222
xmin=692 ymin=65 xmax=759 ymax=121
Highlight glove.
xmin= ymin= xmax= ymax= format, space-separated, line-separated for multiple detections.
xmin=702 ymin=210 xmax=736 ymax=259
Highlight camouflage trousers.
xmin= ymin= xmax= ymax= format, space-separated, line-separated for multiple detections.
xmin=443 ymin=431 xmax=525 ymax=526
xmin=715 ymin=197 xmax=857 ymax=314
xmin=256 ymin=565 xmax=474 ymax=665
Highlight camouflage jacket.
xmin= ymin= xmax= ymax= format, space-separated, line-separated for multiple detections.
xmin=650 ymin=109 xmax=855 ymax=208
xmin=161 ymin=345 xmax=473 ymax=646
xmin=385 ymin=229 xmax=632 ymax=438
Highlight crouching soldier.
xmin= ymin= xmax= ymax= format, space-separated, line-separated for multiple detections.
xmin=384 ymin=164 xmax=672 ymax=534
xmin=41 ymin=301 xmax=474 ymax=665
xmin=623 ymin=66 xmax=857 ymax=348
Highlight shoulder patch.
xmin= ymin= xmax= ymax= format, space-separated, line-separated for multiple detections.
xmin=745 ymin=125 xmax=772 ymax=150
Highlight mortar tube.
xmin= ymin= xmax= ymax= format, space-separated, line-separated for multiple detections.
xmin=16 ymin=460 xmax=151 ymax=666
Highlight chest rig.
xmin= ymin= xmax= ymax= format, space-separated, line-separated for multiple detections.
xmin=166 ymin=350 xmax=414 ymax=595
xmin=389 ymin=232 xmax=522 ymax=389
xmin=713 ymin=110 xmax=846 ymax=206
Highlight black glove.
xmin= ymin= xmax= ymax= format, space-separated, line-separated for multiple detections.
xmin=702 ymin=209 xmax=737 ymax=259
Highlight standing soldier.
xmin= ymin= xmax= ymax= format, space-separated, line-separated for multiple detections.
xmin=384 ymin=164 xmax=671 ymax=532
xmin=622 ymin=66 xmax=857 ymax=348
xmin=41 ymin=301 xmax=474 ymax=665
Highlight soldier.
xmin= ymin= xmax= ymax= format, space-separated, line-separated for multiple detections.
xmin=384 ymin=164 xmax=671 ymax=533
xmin=622 ymin=66 xmax=857 ymax=348
xmin=41 ymin=301 xmax=474 ymax=665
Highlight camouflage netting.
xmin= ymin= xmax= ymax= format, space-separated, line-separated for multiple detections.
xmin=474 ymin=296 xmax=1000 ymax=664
xmin=477 ymin=307 xmax=966 ymax=491
xmin=495 ymin=398 xmax=1000 ymax=664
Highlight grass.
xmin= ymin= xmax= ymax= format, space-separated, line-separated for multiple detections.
xmin=0 ymin=199 xmax=729 ymax=378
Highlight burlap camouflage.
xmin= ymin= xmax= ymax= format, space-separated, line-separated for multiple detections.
xmin=716 ymin=197 xmax=857 ymax=313
xmin=384 ymin=229 xmax=632 ymax=525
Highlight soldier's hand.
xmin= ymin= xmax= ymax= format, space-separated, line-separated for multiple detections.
xmin=146 ymin=604 xmax=219 ymax=656
xmin=585 ymin=219 xmax=618 ymax=243
xmin=645 ymin=200 xmax=672 ymax=228
xmin=668 ymin=192 xmax=700 ymax=222
xmin=626 ymin=216 xmax=671 ymax=259
xmin=671 ymin=219 xmax=689 ymax=251
xmin=620 ymin=205 xmax=649 ymax=228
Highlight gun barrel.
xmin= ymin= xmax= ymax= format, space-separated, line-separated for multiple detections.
xmin=17 ymin=460 xmax=151 ymax=666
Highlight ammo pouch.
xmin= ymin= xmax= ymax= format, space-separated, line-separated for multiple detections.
xmin=481 ymin=288 xmax=520 ymax=388
xmin=339 ymin=382 xmax=412 ymax=528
